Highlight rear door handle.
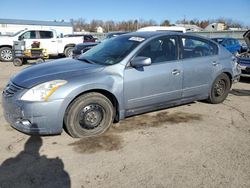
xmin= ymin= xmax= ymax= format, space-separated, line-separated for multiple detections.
xmin=172 ymin=69 xmax=181 ymax=75
xmin=212 ymin=61 xmax=220 ymax=66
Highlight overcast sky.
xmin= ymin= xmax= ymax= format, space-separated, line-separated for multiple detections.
xmin=0 ymin=0 xmax=249 ymax=26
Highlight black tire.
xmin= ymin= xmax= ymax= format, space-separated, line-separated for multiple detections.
xmin=64 ymin=92 xmax=114 ymax=138
xmin=13 ymin=58 xmax=23 ymax=66
xmin=0 ymin=47 xmax=13 ymax=62
xmin=36 ymin=58 xmax=44 ymax=63
xmin=64 ymin=47 xmax=74 ymax=57
xmin=208 ymin=73 xmax=231 ymax=104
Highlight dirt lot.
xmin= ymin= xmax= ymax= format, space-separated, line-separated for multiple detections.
xmin=0 ymin=61 xmax=250 ymax=188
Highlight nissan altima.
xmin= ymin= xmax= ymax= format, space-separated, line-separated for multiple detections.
xmin=2 ymin=32 xmax=241 ymax=137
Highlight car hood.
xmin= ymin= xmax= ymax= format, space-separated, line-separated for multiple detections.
xmin=243 ymin=29 xmax=250 ymax=49
xmin=11 ymin=58 xmax=105 ymax=88
xmin=0 ymin=36 xmax=15 ymax=44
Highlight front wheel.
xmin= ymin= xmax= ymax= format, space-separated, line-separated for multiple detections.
xmin=64 ymin=92 xmax=114 ymax=138
xmin=208 ymin=73 xmax=231 ymax=104
xmin=0 ymin=47 xmax=13 ymax=62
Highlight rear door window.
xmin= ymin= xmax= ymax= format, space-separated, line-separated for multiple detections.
xmin=39 ymin=31 xmax=54 ymax=39
xmin=232 ymin=39 xmax=238 ymax=45
xmin=181 ymin=36 xmax=218 ymax=59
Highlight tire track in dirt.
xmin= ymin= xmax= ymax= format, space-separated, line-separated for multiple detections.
xmin=69 ymin=111 xmax=202 ymax=154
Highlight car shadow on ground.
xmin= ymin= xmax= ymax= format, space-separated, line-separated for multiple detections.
xmin=70 ymin=110 xmax=202 ymax=154
xmin=240 ymin=77 xmax=250 ymax=84
xmin=0 ymin=136 xmax=71 ymax=188
xmin=229 ymin=77 xmax=250 ymax=96
xmin=230 ymin=89 xmax=250 ymax=96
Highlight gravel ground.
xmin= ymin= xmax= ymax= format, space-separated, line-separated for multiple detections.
xmin=0 ymin=61 xmax=250 ymax=188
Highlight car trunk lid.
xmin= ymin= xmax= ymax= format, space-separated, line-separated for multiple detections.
xmin=243 ymin=29 xmax=250 ymax=50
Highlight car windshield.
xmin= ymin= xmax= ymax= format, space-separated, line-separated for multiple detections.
xmin=79 ymin=35 xmax=145 ymax=65
xmin=10 ymin=30 xmax=24 ymax=37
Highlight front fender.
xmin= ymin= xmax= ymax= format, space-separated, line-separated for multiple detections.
xmin=49 ymin=73 xmax=124 ymax=130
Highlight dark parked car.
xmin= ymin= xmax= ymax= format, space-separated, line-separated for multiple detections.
xmin=106 ymin=31 xmax=128 ymax=39
xmin=2 ymin=32 xmax=241 ymax=138
xmin=72 ymin=32 xmax=128 ymax=57
xmin=212 ymin=37 xmax=242 ymax=54
xmin=64 ymin=34 xmax=97 ymax=42
xmin=72 ymin=42 xmax=99 ymax=58
xmin=238 ymin=30 xmax=250 ymax=77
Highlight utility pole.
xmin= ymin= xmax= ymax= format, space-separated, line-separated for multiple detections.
xmin=135 ymin=19 xmax=139 ymax=31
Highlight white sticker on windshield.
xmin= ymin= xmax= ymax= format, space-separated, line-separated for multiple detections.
xmin=129 ymin=37 xmax=145 ymax=42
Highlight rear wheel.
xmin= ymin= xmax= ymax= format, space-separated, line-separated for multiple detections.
xmin=64 ymin=92 xmax=114 ymax=138
xmin=208 ymin=73 xmax=231 ymax=104
xmin=64 ymin=46 xmax=74 ymax=57
xmin=13 ymin=58 xmax=23 ymax=66
xmin=36 ymin=58 xmax=44 ymax=63
xmin=0 ymin=47 xmax=13 ymax=62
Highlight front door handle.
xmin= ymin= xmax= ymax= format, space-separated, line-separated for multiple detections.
xmin=172 ymin=69 xmax=181 ymax=75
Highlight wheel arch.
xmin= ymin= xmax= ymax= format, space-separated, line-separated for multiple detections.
xmin=222 ymin=71 xmax=233 ymax=86
xmin=64 ymin=89 xmax=120 ymax=123
xmin=0 ymin=45 xmax=13 ymax=49
xmin=64 ymin=44 xmax=76 ymax=51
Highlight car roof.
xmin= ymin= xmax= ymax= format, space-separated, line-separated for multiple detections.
xmin=212 ymin=37 xmax=236 ymax=40
xmin=120 ymin=31 xmax=213 ymax=43
xmin=65 ymin=34 xmax=93 ymax=37
xmin=107 ymin=31 xmax=128 ymax=34
xmin=121 ymin=31 xmax=184 ymax=39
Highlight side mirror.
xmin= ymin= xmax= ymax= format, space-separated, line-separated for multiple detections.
xmin=18 ymin=36 xmax=22 ymax=41
xmin=131 ymin=56 xmax=151 ymax=68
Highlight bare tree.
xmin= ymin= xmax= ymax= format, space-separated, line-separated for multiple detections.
xmin=70 ymin=17 xmax=245 ymax=33
xmin=160 ymin=19 xmax=171 ymax=26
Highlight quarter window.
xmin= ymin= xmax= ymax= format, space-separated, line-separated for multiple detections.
xmin=181 ymin=37 xmax=218 ymax=59
xmin=137 ymin=36 xmax=178 ymax=63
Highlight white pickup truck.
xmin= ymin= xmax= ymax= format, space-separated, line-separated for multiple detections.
xmin=0 ymin=29 xmax=83 ymax=62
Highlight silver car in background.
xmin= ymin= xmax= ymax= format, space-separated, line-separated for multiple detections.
xmin=2 ymin=32 xmax=241 ymax=137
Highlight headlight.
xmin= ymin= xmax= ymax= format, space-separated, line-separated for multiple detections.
xmin=232 ymin=56 xmax=241 ymax=71
xmin=21 ymin=80 xmax=67 ymax=101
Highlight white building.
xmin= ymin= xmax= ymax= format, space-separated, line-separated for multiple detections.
xmin=174 ymin=24 xmax=203 ymax=32
xmin=205 ymin=23 xmax=226 ymax=31
xmin=0 ymin=18 xmax=73 ymax=35
xmin=96 ymin=26 xmax=104 ymax=33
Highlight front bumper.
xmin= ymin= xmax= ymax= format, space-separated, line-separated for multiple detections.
xmin=2 ymin=91 xmax=65 ymax=135
xmin=240 ymin=66 xmax=250 ymax=77
xmin=233 ymin=74 xmax=241 ymax=83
